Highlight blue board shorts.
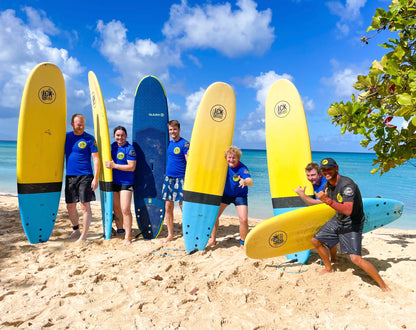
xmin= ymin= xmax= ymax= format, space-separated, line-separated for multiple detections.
xmin=221 ymin=195 xmax=248 ymax=206
xmin=65 ymin=175 xmax=96 ymax=204
xmin=162 ymin=176 xmax=184 ymax=202
xmin=313 ymin=217 xmax=363 ymax=256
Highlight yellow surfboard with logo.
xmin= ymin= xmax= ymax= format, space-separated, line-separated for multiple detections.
xmin=88 ymin=71 xmax=113 ymax=240
xmin=182 ymin=82 xmax=236 ymax=253
xmin=266 ymin=79 xmax=314 ymax=263
xmin=17 ymin=62 xmax=66 ymax=243
xmin=245 ymin=204 xmax=335 ymax=259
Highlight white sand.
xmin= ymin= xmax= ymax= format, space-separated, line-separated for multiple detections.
xmin=1 ymin=195 xmax=415 ymax=329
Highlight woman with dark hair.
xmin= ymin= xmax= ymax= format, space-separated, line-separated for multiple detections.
xmin=105 ymin=126 xmax=136 ymax=245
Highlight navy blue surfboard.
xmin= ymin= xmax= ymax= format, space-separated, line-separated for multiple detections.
xmin=133 ymin=76 xmax=169 ymax=239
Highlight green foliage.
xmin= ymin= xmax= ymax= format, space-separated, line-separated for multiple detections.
xmin=328 ymin=0 xmax=416 ymax=174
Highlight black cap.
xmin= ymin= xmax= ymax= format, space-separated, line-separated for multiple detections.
xmin=320 ymin=157 xmax=338 ymax=169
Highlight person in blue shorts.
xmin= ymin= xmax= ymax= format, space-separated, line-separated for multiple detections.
xmin=65 ymin=113 xmax=99 ymax=241
xmin=207 ymin=146 xmax=253 ymax=249
xmin=162 ymin=120 xmax=189 ymax=243
xmin=105 ymin=126 xmax=136 ymax=245
xmin=312 ymin=157 xmax=389 ymax=291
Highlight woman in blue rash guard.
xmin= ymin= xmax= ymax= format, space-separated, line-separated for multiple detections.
xmin=105 ymin=126 xmax=136 ymax=245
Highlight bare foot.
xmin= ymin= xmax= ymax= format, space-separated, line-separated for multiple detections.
xmin=206 ymin=238 xmax=216 ymax=247
xmin=381 ymin=285 xmax=391 ymax=292
xmin=319 ymin=268 xmax=333 ymax=275
xmin=123 ymin=238 xmax=131 ymax=246
xmin=163 ymin=235 xmax=173 ymax=243
xmin=68 ymin=229 xmax=81 ymax=240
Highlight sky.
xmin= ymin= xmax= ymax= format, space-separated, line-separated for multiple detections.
xmin=0 ymin=0 xmax=394 ymax=152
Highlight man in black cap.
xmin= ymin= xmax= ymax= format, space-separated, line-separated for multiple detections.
xmin=311 ymin=158 xmax=389 ymax=291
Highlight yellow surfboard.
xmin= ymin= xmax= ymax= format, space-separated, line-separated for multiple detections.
xmin=266 ymin=79 xmax=314 ymax=211
xmin=17 ymin=62 xmax=66 ymax=243
xmin=88 ymin=71 xmax=113 ymax=240
xmin=245 ymin=204 xmax=336 ymax=259
xmin=182 ymin=82 xmax=236 ymax=252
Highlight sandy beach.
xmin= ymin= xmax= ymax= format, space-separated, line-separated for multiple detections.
xmin=0 ymin=195 xmax=415 ymax=329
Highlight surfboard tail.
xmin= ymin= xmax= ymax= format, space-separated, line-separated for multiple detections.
xmin=182 ymin=201 xmax=220 ymax=253
xmin=135 ymin=198 xmax=165 ymax=239
xmin=18 ymin=192 xmax=61 ymax=244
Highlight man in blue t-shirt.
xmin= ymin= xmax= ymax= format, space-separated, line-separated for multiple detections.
xmin=207 ymin=146 xmax=253 ymax=248
xmin=64 ymin=114 xmax=99 ymax=241
xmin=162 ymin=120 xmax=189 ymax=243
xmin=294 ymin=162 xmax=328 ymax=206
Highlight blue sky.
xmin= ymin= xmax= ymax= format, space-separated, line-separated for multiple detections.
xmin=0 ymin=0 xmax=393 ymax=151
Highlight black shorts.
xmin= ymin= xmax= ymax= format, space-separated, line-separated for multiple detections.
xmin=113 ymin=184 xmax=134 ymax=192
xmin=313 ymin=217 xmax=363 ymax=256
xmin=65 ymin=175 xmax=96 ymax=204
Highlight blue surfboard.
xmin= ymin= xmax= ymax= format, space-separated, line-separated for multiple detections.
xmin=133 ymin=76 xmax=169 ymax=239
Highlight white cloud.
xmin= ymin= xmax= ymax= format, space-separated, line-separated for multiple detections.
xmin=0 ymin=8 xmax=84 ymax=118
xmin=303 ymin=96 xmax=315 ymax=112
xmin=162 ymin=0 xmax=275 ymax=58
xmin=321 ymin=60 xmax=363 ymax=97
xmin=182 ymin=87 xmax=206 ymax=123
xmin=326 ymin=0 xmax=366 ymax=37
xmin=95 ymin=19 xmax=181 ymax=91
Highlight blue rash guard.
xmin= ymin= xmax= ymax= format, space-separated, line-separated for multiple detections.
xmin=111 ymin=141 xmax=136 ymax=185
xmin=165 ymin=137 xmax=189 ymax=178
xmin=65 ymin=131 xmax=98 ymax=175
xmin=223 ymin=162 xmax=251 ymax=197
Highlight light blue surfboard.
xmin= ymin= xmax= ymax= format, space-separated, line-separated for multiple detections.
xmin=133 ymin=76 xmax=169 ymax=239
xmin=284 ymin=197 xmax=404 ymax=263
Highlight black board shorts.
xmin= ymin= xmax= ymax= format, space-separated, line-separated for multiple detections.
xmin=65 ymin=175 xmax=96 ymax=204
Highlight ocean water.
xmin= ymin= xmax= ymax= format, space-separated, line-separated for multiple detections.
xmin=2 ymin=141 xmax=415 ymax=229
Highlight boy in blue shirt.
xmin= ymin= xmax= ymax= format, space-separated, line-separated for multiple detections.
xmin=162 ymin=120 xmax=189 ymax=242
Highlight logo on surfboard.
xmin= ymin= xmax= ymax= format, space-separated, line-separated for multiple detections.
xmin=38 ymin=86 xmax=56 ymax=104
xmin=274 ymin=101 xmax=290 ymax=118
xmin=269 ymin=230 xmax=287 ymax=248
xmin=210 ymin=104 xmax=227 ymax=122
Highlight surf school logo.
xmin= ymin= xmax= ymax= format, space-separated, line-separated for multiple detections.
xmin=78 ymin=141 xmax=87 ymax=149
xmin=269 ymin=230 xmax=287 ymax=248
xmin=274 ymin=101 xmax=290 ymax=118
xmin=210 ymin=104 xmax=227 ymax=122
xmin=233 ymin=175 xmax=239 ymax=182
xmin=174 ymin=147 xmax=181 ymax=154
xmin=117 ymin=152 xmax=125 ymax=160
xmin=38 ymin=86 xmax=56 ymax=104
xmin=337 ymin=193 xmax=343 ymax=203
xmin=148 ymin=113 xmax=165 ymax=117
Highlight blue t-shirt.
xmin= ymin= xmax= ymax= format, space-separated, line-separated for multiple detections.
xmin=223 ymin=162 xmax=251 ymax=197
xmin=65 ymin=131 xmax=98 ymax=175
xmin=165 ymin=137 xmax=189 ymax=178
xmin=111 ymin=142 xmax=136 ymax=185
xmin=313 ymin=176 xmax=327 ymax=197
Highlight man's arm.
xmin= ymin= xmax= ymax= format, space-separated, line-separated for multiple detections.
xmin=316 ymin=189 xmax=353 ymax=215
xmin=91 ymin=152 xmax=100 ymax=191
xmin=293 ymin=186 xmax=322 ymax=206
